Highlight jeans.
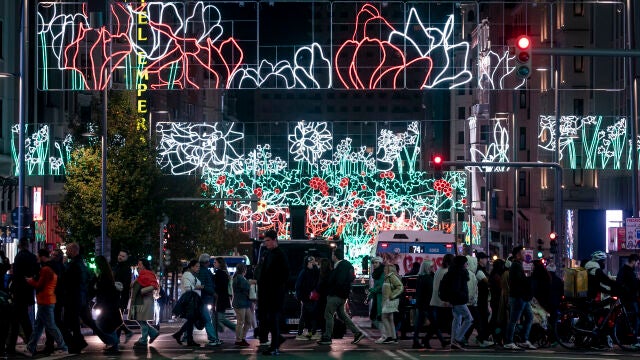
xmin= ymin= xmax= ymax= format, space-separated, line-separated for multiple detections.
xmin=413 ymin=309 xmax=427 ymax=343
xmin=297 ymin=302 xmax=317 ymax=335
xmin=451 ymin=304 xmax=473 ymax=343
xmin=201 ymin=304 xmax=219 ymax=341
xmin=138 ymin=321 xmax=159 ymax=344
xmin=505 ymin=297 xmax=533 ymax=344
xmin=27 ymin=304 xmax=66 ymax=353
xmin=323 ymin=295 xmax=359 ymax=340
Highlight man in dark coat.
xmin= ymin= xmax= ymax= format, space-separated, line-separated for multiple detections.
xmin=448 ymin=255 xmax=471 ymax=350
xmin=112 ymin=249 xmax=134 ymax=343
xmin=504 ymin=246 xmax=536 ymax=350
xmin=257 ymin=230 xmax=290 ymax=355
xmin=196 ymin=253 xmax=222 ymax=347
xmin=317 ymin=248 xmax=364 ymax=345
xmin=7 ymin=238 xmax=38 ymax=354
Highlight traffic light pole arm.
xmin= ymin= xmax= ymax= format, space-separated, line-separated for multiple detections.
xmin=532 ymin=48 xmax=640 ymax=57
xmin=443 ymin=160 xmax=564 ymax=255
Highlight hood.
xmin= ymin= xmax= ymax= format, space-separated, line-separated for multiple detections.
xmin=584 ymin=260 xmax=600 ymax=276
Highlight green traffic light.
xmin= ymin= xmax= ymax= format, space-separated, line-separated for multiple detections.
xmin=147 ymin=255 xmax=152 ymax=261
xmin=537 ymin=251 xmax=543 ymax=258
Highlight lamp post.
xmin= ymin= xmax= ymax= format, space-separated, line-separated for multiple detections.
xmin=81 ymin=127 xmax=107 ymax=259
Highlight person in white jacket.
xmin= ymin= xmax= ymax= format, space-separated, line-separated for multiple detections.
xmin=429 ymin=253 xmax=454 ymax=348
xmin=172 ymin=260 xmax=203 ymax=347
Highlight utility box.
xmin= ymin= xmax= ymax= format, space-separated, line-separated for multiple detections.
xmin=564 ymin=267 xmax=588 ymax=298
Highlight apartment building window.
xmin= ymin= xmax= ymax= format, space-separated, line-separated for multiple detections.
xmin=574 ymin=98 xmax=584 ymax=115
xmin=458 ymin=107 xmax=465 ymax=120
xmin=574 ymin=0 xmax=585 ymax=16
xmin=519 ymin=172 xmax=527 ymax=196
xmin=519 ymin=90 xmax=527 ymax=108
xmin=458 ymin=131 xmax=465 ymax=144
xmin=519 ymin=127 xmax=526 ymax=150
xmin=574 ymin=55 xmax=584 ymax=73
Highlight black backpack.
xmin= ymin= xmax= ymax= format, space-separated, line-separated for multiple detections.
xmin=438 ymin=271 xmax=454 ymax=302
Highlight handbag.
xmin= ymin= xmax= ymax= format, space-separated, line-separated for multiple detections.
xmin=249 ymin=284 xmax=258 ymax=300
xmin=309 ymin=289 xmax=320 ymax=301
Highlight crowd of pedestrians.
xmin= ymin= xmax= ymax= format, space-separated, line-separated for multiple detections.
xmin=1 ymin=234 xmax=639 ymax=356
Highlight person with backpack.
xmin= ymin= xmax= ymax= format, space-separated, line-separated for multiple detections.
xmin=504 ymin=246 xmax=536 ymax=350
xmin=317 ymin=248 xmax=365 ymax=345
xmin=445 ymin=255 xmax=472 ymax=350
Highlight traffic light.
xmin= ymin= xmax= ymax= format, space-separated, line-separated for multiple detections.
xmin=537 ymin=238 xmax=544 ymax=251
xmin=431 ymin=154 xmax=444 ymax=179
xmin=549 ymin=232 xmax=558 ymax=254
xmin=514 ymin=35 xmax=532 ymax=79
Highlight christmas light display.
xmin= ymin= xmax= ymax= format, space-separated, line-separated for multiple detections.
xmin=37 ymin=1 xmax=473 ymax=90
xmin=477 ymin=49 xmax=526 ymax=90
xmin=11 ymin=124 xmax=73 ymax=176
xmin=538 ymin=115 xmax=640 ymax=170
xmin=468 ymin=117 xmax=511 ymax=172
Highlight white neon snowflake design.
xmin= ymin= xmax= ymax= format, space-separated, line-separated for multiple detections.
xmin=288 ymin=121 xmax=332 ymax=164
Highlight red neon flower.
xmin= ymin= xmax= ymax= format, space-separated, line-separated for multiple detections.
xmin=63 ymin=4 xmax=133 ymax=90
xmin=334 ymin=4 xmax=433 ymax=89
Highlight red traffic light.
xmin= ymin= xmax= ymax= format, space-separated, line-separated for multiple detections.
xmin=549 ymin=232 xmax=557 ymax=240
xmin=433 ymin=155 xmax=443 ymax=165
xmin=516 ymin=35 xmax=530 ymax=50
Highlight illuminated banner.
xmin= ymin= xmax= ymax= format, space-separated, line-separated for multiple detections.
xmin=33 ymin=187 xmax=44 ymax=221
xmin=37 ymin=1 xmax=473 ymax=90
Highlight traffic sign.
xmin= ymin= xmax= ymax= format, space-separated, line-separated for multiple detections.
xmin=625 ymin=218 xmax=640 ymax=250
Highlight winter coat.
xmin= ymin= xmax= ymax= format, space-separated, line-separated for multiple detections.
xmin=327 ymin=260 xmax=355 ymax=299
xmin=112 ymin=261 xmax=132 ymax=310
xmin=173 ymin=290 xmax=204 ymax=328
xmin=257 ymin=246 xmax=290 ymax=312
xmin=63 ymin=254 xmax=89 ymax=307
xmin=381 ymin=273 xmax=403 ymax=313
xmin=232 ymin=274 xmax=251 ymax=309
xmin=129 ymin=281 xmax=156 ymax=321
xmin=448 ymin=265 xmax=470 ymax=306
xmin=214 ymin=270 xmax=232 ymax=311
xmin=585 ymin=260 xmax=617 ymax=300
xmin=415 ymin=273 xmax=434 ymax=310
xmin=430 ymin=267 xmax=449 ymax=307
xmin=27 ymin=265 xmax=57 ymax=305
xmin=295 ymin=266 xmax=319 ymax=303
xmin=95 ymin=275 xmax=123 ymax=333
xmin=508 ymin=260 xmax=532 ymax=301
xmin=197 ymin=266 xmax=216 ymax=305
xmin=368 ymin=266 xmax=385 ymax=320
xmin=616 ymin=264 xmax=639 ymax=303
xmin=11 ymin=249 xmax=38 ymax=305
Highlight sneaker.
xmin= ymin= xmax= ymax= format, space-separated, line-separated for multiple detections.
xmin=382 ymin=337 xmax=398 ymax=344
xmin=450 ymin=340 xmax=465 ymax=350
xmin=317 ymin=338 xmax=332 ymax=345
xmin=259 ymin=340 xmax=271 ymax=347
xmin=375 ymin=337 xmax=386 ymax=344
xmin=503 ymin=343 xmax=521 ymax=350
xmin=479 ymin=340 xmax=495 ymax=348
xmin=172 ymin=332 xmax=183 ymax=345
xmin=310 ymin=333 xmax=322 ymax=340
xmin=296 ymin=335 xmax=309 ymax=340
xmin=206 ymin=340 xmax=223 ymax=347
xmin=351 ymin=332 xmax=365 ymax=344
xmin=518 ymin=341 xmax=537 ymax=350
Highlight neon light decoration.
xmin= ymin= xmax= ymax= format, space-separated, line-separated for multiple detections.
xmin=157 ymin=121 xmax=469 ymax=266
xmin=538 ymin=115 xmax=640 ymax=170
xmin=468 ymin=117 xmax=511 ymax=172
xmin=11 ymin=124 xmax=73 ymax=176
xmin=477 ymin=48 xmax=526 ymax=90
xmin=37 ymin=2 xmax=472 ymax=90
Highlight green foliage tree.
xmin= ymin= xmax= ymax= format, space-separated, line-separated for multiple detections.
xmin=160 ymin=176 xmax=249 ymax=272
xmin=58 ymin=92 xmax=162 ymax=260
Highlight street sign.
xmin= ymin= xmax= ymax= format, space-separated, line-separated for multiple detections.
xmin=11 ymin=206 xmax=33 ymax=226
xmin=624 ymin=218 xmax=640 ymax=250
xmin=523 ymin=249 xmax=534 ymax=271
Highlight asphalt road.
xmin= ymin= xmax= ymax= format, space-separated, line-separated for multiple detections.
xmin=8 ymin=317 xmax=640 ymax=359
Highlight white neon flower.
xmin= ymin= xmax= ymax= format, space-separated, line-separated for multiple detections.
xmin=288 ymin=121 xmax=332 ymax=164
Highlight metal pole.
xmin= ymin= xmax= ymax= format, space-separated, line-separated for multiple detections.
xmin=17 ymin=0 xmax=28 ymax=242
xmin=627 ymin=0 xmax=638 ymax=217
xmin=101 ymin=85 xmax=107 ymax=259
xmin=485 ymin=172 xmax=490 ymax=253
